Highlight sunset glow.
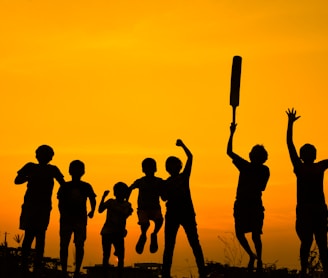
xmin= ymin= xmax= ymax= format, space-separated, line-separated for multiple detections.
xmin=1 ymin=1 xmax=328 ymax=276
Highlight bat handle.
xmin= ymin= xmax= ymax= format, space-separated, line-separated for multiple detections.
xmin=232 ymin=106 xmax=237 ymax=124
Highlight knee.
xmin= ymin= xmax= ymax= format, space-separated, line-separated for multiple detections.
xmin=252 ymin=233 xmax=261 ymax=242
xmin=75 ymin=241 xmax=85 ymax=252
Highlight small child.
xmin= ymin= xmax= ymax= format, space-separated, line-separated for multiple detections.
xmin=57 ymin=160 xmax=96 ymax=278
xmin=227 ymin=122 xmax=270 ymax=271
xmin=14 ymin=145 xmax=65 ymax=275
xmin=162 ymin=139 xmax=206 ymax=278
xmin=99 ymin=182 xmax=133 ymax=276
xmin=286 ymin=108 xmax=328 ymax=278
xmin=128 ymin=158 xmax=164 ymax=254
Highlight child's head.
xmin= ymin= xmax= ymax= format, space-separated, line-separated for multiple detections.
xmin=35 ymin=145 xmax=54 ymax=164
xmin=300 ymin=143 xmax=316 ymax=163
xmin=114 ymin=182 xmax=129 ymax=200
xmin=69 ymin=160 xmax=85 ymax=179
xmin=142 ymin=158 xmax=157 ymax=175
xmin=165 ymin=156 xmax=182 ymax=176
xmin=249 ymin=145 xmax=268 ymax=164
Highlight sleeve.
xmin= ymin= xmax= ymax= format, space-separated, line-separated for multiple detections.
xmin=17 ymin=163 xmax=33 ymax=176
xmin=261 ymin=166 xmax=270 ymax=191
xmin=53 ymin=166 xmax=64 ymax=181
xmin=319 ymin=160 xmax=328 ymax=170
xmin=130 ymin=179 xmax=140 ymax=190
xmin=86 ymin=183 xmax=97 ymax=198
xmin=232 ymin=156 xmax=248 ymax=171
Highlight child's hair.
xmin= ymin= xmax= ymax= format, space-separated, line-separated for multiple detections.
xmin=69 ymin=160 xmax=85 ymax=178
xmin=35 ymin=145 xmax=54 ymax=163
xmin=249 ymin=145 xmax=268 ymax=164
xmin=142 ymin=158 xmax=157 ymax=174
xmin=300 ymin=143 xmax=316 ymax=163
xmin=114 ymin=182 xmax=129 ymax=199
xmin=165 ymin=156 xmax=182 ymax=175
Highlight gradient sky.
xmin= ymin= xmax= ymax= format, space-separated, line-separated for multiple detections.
xmin=1 ymin=0 xmax=328 ymax=276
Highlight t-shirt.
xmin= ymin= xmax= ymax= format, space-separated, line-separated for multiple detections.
xmin=58 ymin=180 xmax=96 ymax=223
xmin=101 ymin=199 xmax=133 ymax=235
xmin=130 ymin=176 xmax=164 ymax=210
xmin=18 ymin=162 xmax=64 ymax=209
xmin=233 ymin=156 xmax=270 ymax=204
xmin=294 ymin=162 xmax=327 ymax=206
xmin=164 ymin=171 xmax=195 ymax=217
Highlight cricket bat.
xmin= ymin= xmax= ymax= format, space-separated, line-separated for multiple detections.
xmin=230 ymin=56 xmax=242 ymax=124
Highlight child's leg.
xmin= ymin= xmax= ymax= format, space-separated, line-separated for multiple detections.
xmin=34 ymin=229 xmax=46 ymax=271
xmin=182 ymin=218 xmax=206 ymax=277
xmin=101 ymin=235 xmax=112 ymax=266
xmin=315 ymin=228 xmax=328 ymax=277
xmin=162 ymin=216 xmax=179 ymax=278
xmin=251 ymin=232 xmax=262 ymax=270
xmin=21 ymin=230 xmax=35 ymax=271
xmin=73 ymin=224 xmax=87 ymax=275
xmin=136 ymin=210 xmax=150 ymax=254
xmin=114 ymin=237 xmax=125 ymax=268
xmin=296 ymin=218 xmax=313 ymax=276
xmin=150 ymin=212 xmax=163 ymax=253
xmin=235 ymin=229 xmax=256 ymax=269
xmin=60 ymin=224 xmax=72 ymax=274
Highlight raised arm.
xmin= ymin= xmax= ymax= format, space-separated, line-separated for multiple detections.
xmin=98 ymin=190 xmax=109 ymax=213
xmin=286 ymin=108 xmax=301 ymax=166
xmin=176 ymin=139 xmax=192 ymax=174
xmin=227 ymin=122 xmax=239 ymax=160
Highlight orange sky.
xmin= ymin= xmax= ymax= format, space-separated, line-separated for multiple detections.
xmin=1 ymin=0 xmax=328 ymax=276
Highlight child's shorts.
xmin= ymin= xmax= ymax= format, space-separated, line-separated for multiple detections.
xmin=137 ymin=209 xmax=163 ymax=225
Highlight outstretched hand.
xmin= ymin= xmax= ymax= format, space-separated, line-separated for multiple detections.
xmin=286 ymin=108 xmax=301 ymax=123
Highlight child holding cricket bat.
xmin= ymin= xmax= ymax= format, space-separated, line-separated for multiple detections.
xmin=286 ymin=108 xmax=328 ymax=278
xmin=227 ymin=123 xmax=270 ymax=272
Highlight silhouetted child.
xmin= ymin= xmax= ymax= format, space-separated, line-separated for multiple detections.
xmin=227 ymin=123 xmax=270 ymax=271
xmin=57 ymin=160 xmax=96 ymax=278
xmin=99 ymin=182 xmax=133 ymax=277
xmin=286 ymin=108 xmax=328 ymax=278
xmin=14 ymin=145 xmax=65 ymax=276
xmin=127 ymin=158 xmax=164 ymax=254
xmin=161 ymin=139 xmax=206 ymax=278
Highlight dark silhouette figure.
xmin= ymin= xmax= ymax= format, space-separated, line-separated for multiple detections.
xmin=227 ymin=123 xmax=270 ymax=271
xmin=286 ymin=108 xmax=328 ymax=278
xmin=57 ymin=160 xmax=96 ymax=278
xmin=99 ymin=182 xmax=133 ymax=277
xmin=14 ymin=145 xmax=65 ymax=276
xmin=161 ymin=139 xmax=206 ymax=278
xmin=127 ymin=158 xmax=164 ymax=254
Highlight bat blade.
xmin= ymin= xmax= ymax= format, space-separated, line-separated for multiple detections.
xmin=230 ymin=55 xmax=242 ymax=107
